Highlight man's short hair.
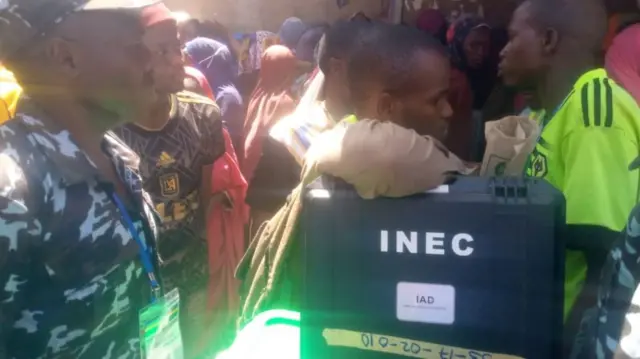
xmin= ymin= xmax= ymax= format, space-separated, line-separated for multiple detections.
xmin=525 ymin=0 xmax=606 ymax=54
xmin=316 ymin=20 xmax=373 ymax=73
xmin=347 ymin=23 xmax=447 ymax=104
xmin=525 ymin=0 xmax=568 ymax=33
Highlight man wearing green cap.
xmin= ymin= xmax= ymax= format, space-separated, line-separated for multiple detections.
xmin=0 ymin=1 xmax=173 ymax=358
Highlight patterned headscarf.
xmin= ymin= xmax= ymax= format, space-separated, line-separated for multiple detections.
xmin=237 ymin=31 xmax=280 ymax=74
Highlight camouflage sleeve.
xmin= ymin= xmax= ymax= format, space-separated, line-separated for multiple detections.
xmin=0 ymin=154 xmax=41 ymax=352
xmin=600 ymin=204 xmax=640 ymax=359
xmin=570 ymin=202 xmax=640 ymax=359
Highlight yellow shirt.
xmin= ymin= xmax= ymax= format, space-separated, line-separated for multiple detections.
xmin=0 ymin=67 xmax=21 ymax=124
xmin=524 ymin=69 xmax=640 ymax=318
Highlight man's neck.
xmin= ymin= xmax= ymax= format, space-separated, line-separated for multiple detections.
xmin=40 ymin=97 xmax=106 ymax=148
xmin=134 ymin=94 xmax=172 ymax=131
xmin=538 ymin=57 xmax=596 ymax=114
xmin=324 ymin=96 xmax=350 ymax=120
xmin=323 ymin=80 xmax=350 ymax=120
xmin=32 ymin=96 xmax=117 ymax=176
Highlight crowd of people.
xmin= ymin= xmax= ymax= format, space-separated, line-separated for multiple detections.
xmin=2 ymin=0 xmax=640 ymax=358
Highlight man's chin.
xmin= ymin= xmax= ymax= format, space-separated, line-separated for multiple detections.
xmin=500 ymin=74 xmax=519 ymax=88
xmin=467 ymin=60 xmax=483 ymax=69
xmin=91 ymin=90 xmax=156 ymax=113
xmin=136 ymin=89 xmax=159 ymax=106
xmin=156 ymin=80 xmax=186 ymax=95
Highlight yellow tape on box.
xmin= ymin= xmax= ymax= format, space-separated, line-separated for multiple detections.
xmin=322 ymin=328 xmax=525 ymax=359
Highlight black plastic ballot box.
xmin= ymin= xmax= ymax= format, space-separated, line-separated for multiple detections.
xmin=300 ymin=176 xmax=566 ymax=359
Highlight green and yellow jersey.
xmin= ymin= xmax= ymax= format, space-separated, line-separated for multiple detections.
xmin=524 ymin=69 xmax=640 ymax=318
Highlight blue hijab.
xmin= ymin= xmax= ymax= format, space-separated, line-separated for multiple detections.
xmin=185 ymin=37 xmax=244 ymax=143
xmin=185 ymin=37 xmax=239 ymax=92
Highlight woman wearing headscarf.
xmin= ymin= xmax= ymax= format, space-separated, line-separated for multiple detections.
xmin=606 ymin=23 xmax=640 ymax=105
xmin=295 ymin=26 xmax=326 ymax=62
xmin=185 ymin=38 xmax=245 ymax=153
xmin=242 ymin=45 xmax=300 ymax=234
xmin=181 ymin=39 xmax=249 ymax=353
xmin=178 ymin=17 xmax=280 ymax=99
xmin=291 ymin=26 xmax=327 ymax=98
xmin=415 ymin=8 xmax=448 ymax=45
xmin=279 ymin=17 xmax=308 ymax=51
xmin=444 ymin=15 xmax=492 ymax=161
xmin=231 ymin=31 xmax=280 ymax=101
xmin=447 ymin=15 xmax=493 ymax=109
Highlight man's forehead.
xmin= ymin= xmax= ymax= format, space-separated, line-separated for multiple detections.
xmin=414 ymin=49 xmax=448 ymax=69
xmin=509 ymin=5 xmax=539 ymax=35
xmin=143 ymin=20 xmax=179 ymax=44
xmin=512 ymin=2 xmax=534 ymax=26
xmin=410 ymin=50 xmax=449 ymax=91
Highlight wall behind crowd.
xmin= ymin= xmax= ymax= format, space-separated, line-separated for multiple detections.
xmin=403 ymin=0 xmax=518 ymax=27
xmin=163 ymin=0 xmax=389 ymax=31
xmin=163 ymin=0 xmax=519 ymax=33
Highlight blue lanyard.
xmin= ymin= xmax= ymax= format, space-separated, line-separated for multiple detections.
xmin=111 ymin=193 xmax=161 ymax=302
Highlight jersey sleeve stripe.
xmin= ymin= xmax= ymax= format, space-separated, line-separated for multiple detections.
xmin=603 ymin=78 xmax=613 ymax=127
xmin=593 ymin=79 xmax=602 ymax=126
xmin=581 ymin=82 xmax=590 ymax=127
xmin=538 ymin=136 xmax=551 ymax=149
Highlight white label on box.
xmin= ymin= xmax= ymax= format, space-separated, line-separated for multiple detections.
xmin=425 ymin=185 xmax=449 ymax=194
xmin=396 ymin=282 xmax=455 ymax=325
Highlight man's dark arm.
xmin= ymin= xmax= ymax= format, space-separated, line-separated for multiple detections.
xmin=565 ymin=224 xmax=620 ymax=254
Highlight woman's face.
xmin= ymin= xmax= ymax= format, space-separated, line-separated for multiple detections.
xmin=463 ymin=27 xmax=491 ymax=68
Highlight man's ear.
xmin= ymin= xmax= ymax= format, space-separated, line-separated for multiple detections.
xmin=376 ymin=92 xmax=396 ymax=122
xmin=542 ymin=27 xmax=560 ymax=55
xmin=47 ymin=38 xmax=80 ymax=78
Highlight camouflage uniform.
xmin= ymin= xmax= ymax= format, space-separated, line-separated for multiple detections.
xmin=0 ymin=99 xmax=160 ymax=359
xmin=585 ymin=204 xmax=640 ymax=359
xmin=571 ymin=159 xmax=640 ymax=359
